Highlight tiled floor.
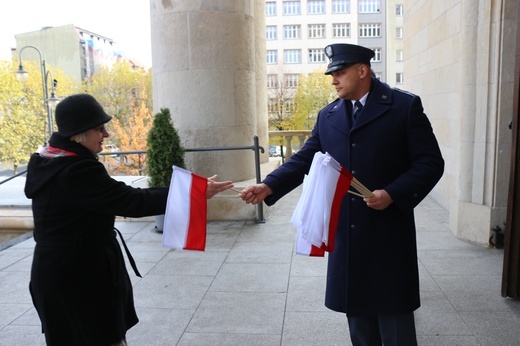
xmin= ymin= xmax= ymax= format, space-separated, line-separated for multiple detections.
xmin=1 ymin=186 xmax=519 ymax=345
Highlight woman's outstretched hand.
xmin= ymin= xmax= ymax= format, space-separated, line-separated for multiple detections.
xmin=206 ymin=175 xmax=234 ymax=199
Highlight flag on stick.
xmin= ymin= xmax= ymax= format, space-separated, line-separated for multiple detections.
xmin=291 ymin=152 xmax=372 ymax=256
xmin=162 ymin=166 xmax=208 ymax=251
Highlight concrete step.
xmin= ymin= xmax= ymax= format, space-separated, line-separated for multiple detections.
xmin=0 ymin=208 xmax=33 ymax=230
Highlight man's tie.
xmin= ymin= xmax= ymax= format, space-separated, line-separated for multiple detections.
xmin=352 ymin=101 xmax=363 ymax=122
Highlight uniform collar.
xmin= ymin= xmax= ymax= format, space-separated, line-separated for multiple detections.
xmin=350 ymin=92 xmax=369 ymax=108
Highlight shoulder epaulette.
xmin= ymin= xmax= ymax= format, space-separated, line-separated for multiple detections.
xmin=393 ymin=88 xmax=417 ymax=98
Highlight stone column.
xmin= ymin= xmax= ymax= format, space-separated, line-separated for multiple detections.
xmin=254 ymin=0 xmax=270 ymax=163
xmin=150 ymin=0 xmax=257 ymax=181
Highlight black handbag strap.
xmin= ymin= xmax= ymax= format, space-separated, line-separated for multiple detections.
xmin=114 ymin=227 xmax=142 ymax=278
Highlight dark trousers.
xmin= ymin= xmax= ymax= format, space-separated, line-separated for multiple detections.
xmin=347 ymin=312 xmax=417 ymax=346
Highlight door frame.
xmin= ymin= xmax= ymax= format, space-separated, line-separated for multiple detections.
xmin=502 ymin=4 xmax=520 ymax=298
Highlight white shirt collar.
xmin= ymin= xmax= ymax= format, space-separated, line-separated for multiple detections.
xmin=350 ymin=92 xmax=369 ymax=108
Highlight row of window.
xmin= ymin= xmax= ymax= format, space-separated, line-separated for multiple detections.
xmin=267 ymin=23 xmax=392 ymax=40
xmin=267 ymin=74 xmax=405 ymax=115
xmin=267 ymin=48 xmax=384 ymax=64
xmin=266 ymin=0 xmax=386 ymax=16
xmin=267 ymin=48 xmax=404 ymax=65
xmin=268 ymin=74 xmax=300 ymax=88
xmin=268 ymin=100 xmax=297 ymax=113
xmin=267 ymin=72 xmax=404 ymax=93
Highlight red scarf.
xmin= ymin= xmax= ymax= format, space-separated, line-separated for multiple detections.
xmin=39 ymin=145 xmax=79 ymax=158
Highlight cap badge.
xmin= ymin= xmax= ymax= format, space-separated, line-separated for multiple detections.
xmin=325 ymin=45 xmax=333 ymax=59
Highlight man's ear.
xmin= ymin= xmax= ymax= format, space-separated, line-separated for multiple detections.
xmin=359 ymin=64 xmax=370 ymax=79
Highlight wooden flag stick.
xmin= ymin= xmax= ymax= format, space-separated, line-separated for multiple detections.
xmin=352 ymin=183 xmax=372 ymax=196
xmin=335 ymin=167 xmax=374 ymax=198
xmin=347 ymin=190 xmax=365 ymax=198
xmin=350 ymin=177 xmax=375 ymax=198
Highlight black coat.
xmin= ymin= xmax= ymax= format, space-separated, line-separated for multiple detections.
xmin=264 ymin=78 xmax=444 ymax=317
xmin=25 ymin=133 xmax=168 ymax=345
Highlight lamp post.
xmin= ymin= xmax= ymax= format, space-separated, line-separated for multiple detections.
xmin=16 ymin=45 xmax=60 ymax=143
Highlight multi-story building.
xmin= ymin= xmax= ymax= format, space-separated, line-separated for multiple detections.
xmin=386 ymin=0 xmax=404 ymax=87
xmin=13 ymin=24 xmax=140 ymax=82
xmin=265 ymin=0 xmax=403 ymax=120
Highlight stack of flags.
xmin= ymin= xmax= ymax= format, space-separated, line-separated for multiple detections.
xmin=291 ymin=152 xmax=373 ymax=257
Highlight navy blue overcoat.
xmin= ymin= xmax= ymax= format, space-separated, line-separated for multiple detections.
xmin=264 ymin=78 xmax=444 ymax=317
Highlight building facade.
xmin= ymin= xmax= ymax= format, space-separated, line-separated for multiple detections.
xmin=264 ymin=0 xmax=520 ymax=251
xmin=386 ymin=0 xmax=404 ymax=87
xmin=13 ymin=24 xmax=133 ymax=82
xmin=264 ymin=0 xmax=405 ymax=121
xmin=402 ymin=0 xmax=518 ymax=247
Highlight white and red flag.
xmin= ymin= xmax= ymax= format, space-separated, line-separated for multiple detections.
xmin=291 ymin=152 xmax=352 ymax=256
xmin=162 ymin=166 xmax=207 ymax=251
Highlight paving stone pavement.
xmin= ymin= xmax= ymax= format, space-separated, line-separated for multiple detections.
xmin=1 ymin=179 xmax=520 ymax=345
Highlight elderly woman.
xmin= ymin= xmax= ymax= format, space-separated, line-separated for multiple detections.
xmin=24 ymin=94 xmax=233 ymax=346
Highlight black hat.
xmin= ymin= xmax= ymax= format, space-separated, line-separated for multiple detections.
xmin=55 ymin=94 xmax=112 ymax=137
xmin=324 ymin=44 xmax=375 ymax=75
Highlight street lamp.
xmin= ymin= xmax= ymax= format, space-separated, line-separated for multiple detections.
xmin=15 ymin=45 xmax=60 ymax=143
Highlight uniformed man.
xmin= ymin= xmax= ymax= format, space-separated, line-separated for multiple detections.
xmin=241 ymin=43 xmax=444 ymax=345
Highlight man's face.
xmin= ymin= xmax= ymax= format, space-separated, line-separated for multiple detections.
xmin=329 ymin=64 xmax=365 ymax=101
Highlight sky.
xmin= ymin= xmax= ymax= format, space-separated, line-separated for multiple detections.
xmin=0 ymin=0 xmax=152 ymax=67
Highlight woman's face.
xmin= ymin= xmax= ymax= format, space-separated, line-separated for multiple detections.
xmin=81 ymin=124 xmax=110 ymax=154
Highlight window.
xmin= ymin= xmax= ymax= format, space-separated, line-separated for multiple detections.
xmin=267 ymin=50 xmax=278 ymax=64
xmin=284 ymin=25 xmax=301 ymax=39
xmin=284 ymin=49 xmax=302 ymax=63
xmin=371 ymin=48 xmax=381 ymax=62
xmin=396 ymin=50 xmax=403 ymax=61
xmin=266 ymin=1 xmax=277 ymax=16
xmin=308 ymin=49 xmax=326 ymax=63
xmin=396 ymin=4 xmax=403 ymax=16
xmin=267 ymin=74 xmax=279 ymax=88
xmin=396 ymin=73 xmax=403 ymax=84
xmin=396 ymin=27 xmax=403 ymax=39
xmin=307 ymin=0 xmax=325 ymax=14
xmin=308 ymin=24 xmax=326 ymax=39
xmin=266 ymin=26 xmax=277 ymax=40
xmin=268 ymin=101 xmax=278 ymax=113
xmin=283 ymin=1 xmax=301 ymax=15
xmin=284 ymin=100 xmax=296 ymax=113
xmin=359 ymin=0 xmax=380 ymax=13
xmin=332 ymin=0 xmax=350 ymax=13
xmin=333 ymin=23 xmax=350 ymax=38
xmin=284 ymin=74 xmax=299 ymax=88
xmin=359 ymin=23 xmax=381 ymax=37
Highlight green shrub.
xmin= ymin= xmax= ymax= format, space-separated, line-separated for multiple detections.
xmin=146 ymin=108 xmax=185 ymax=187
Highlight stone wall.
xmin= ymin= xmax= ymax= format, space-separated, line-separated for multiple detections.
xmin=403 ymin=0 xmax=518 ymax=245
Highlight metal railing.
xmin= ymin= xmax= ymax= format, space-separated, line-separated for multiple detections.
xmin=0 ymin=136 xmax=265 ymax=223
xmin=0 ymin=170 xmax=27 ymax=185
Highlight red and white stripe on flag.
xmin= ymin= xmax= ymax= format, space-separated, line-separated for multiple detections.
xmin=291 ymin=152 xmax=352 ymax=256
xmin=295 ymin=229 xmax=326 ymax=257
xmin=162 ymin=166 xmax=208 ymax=251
